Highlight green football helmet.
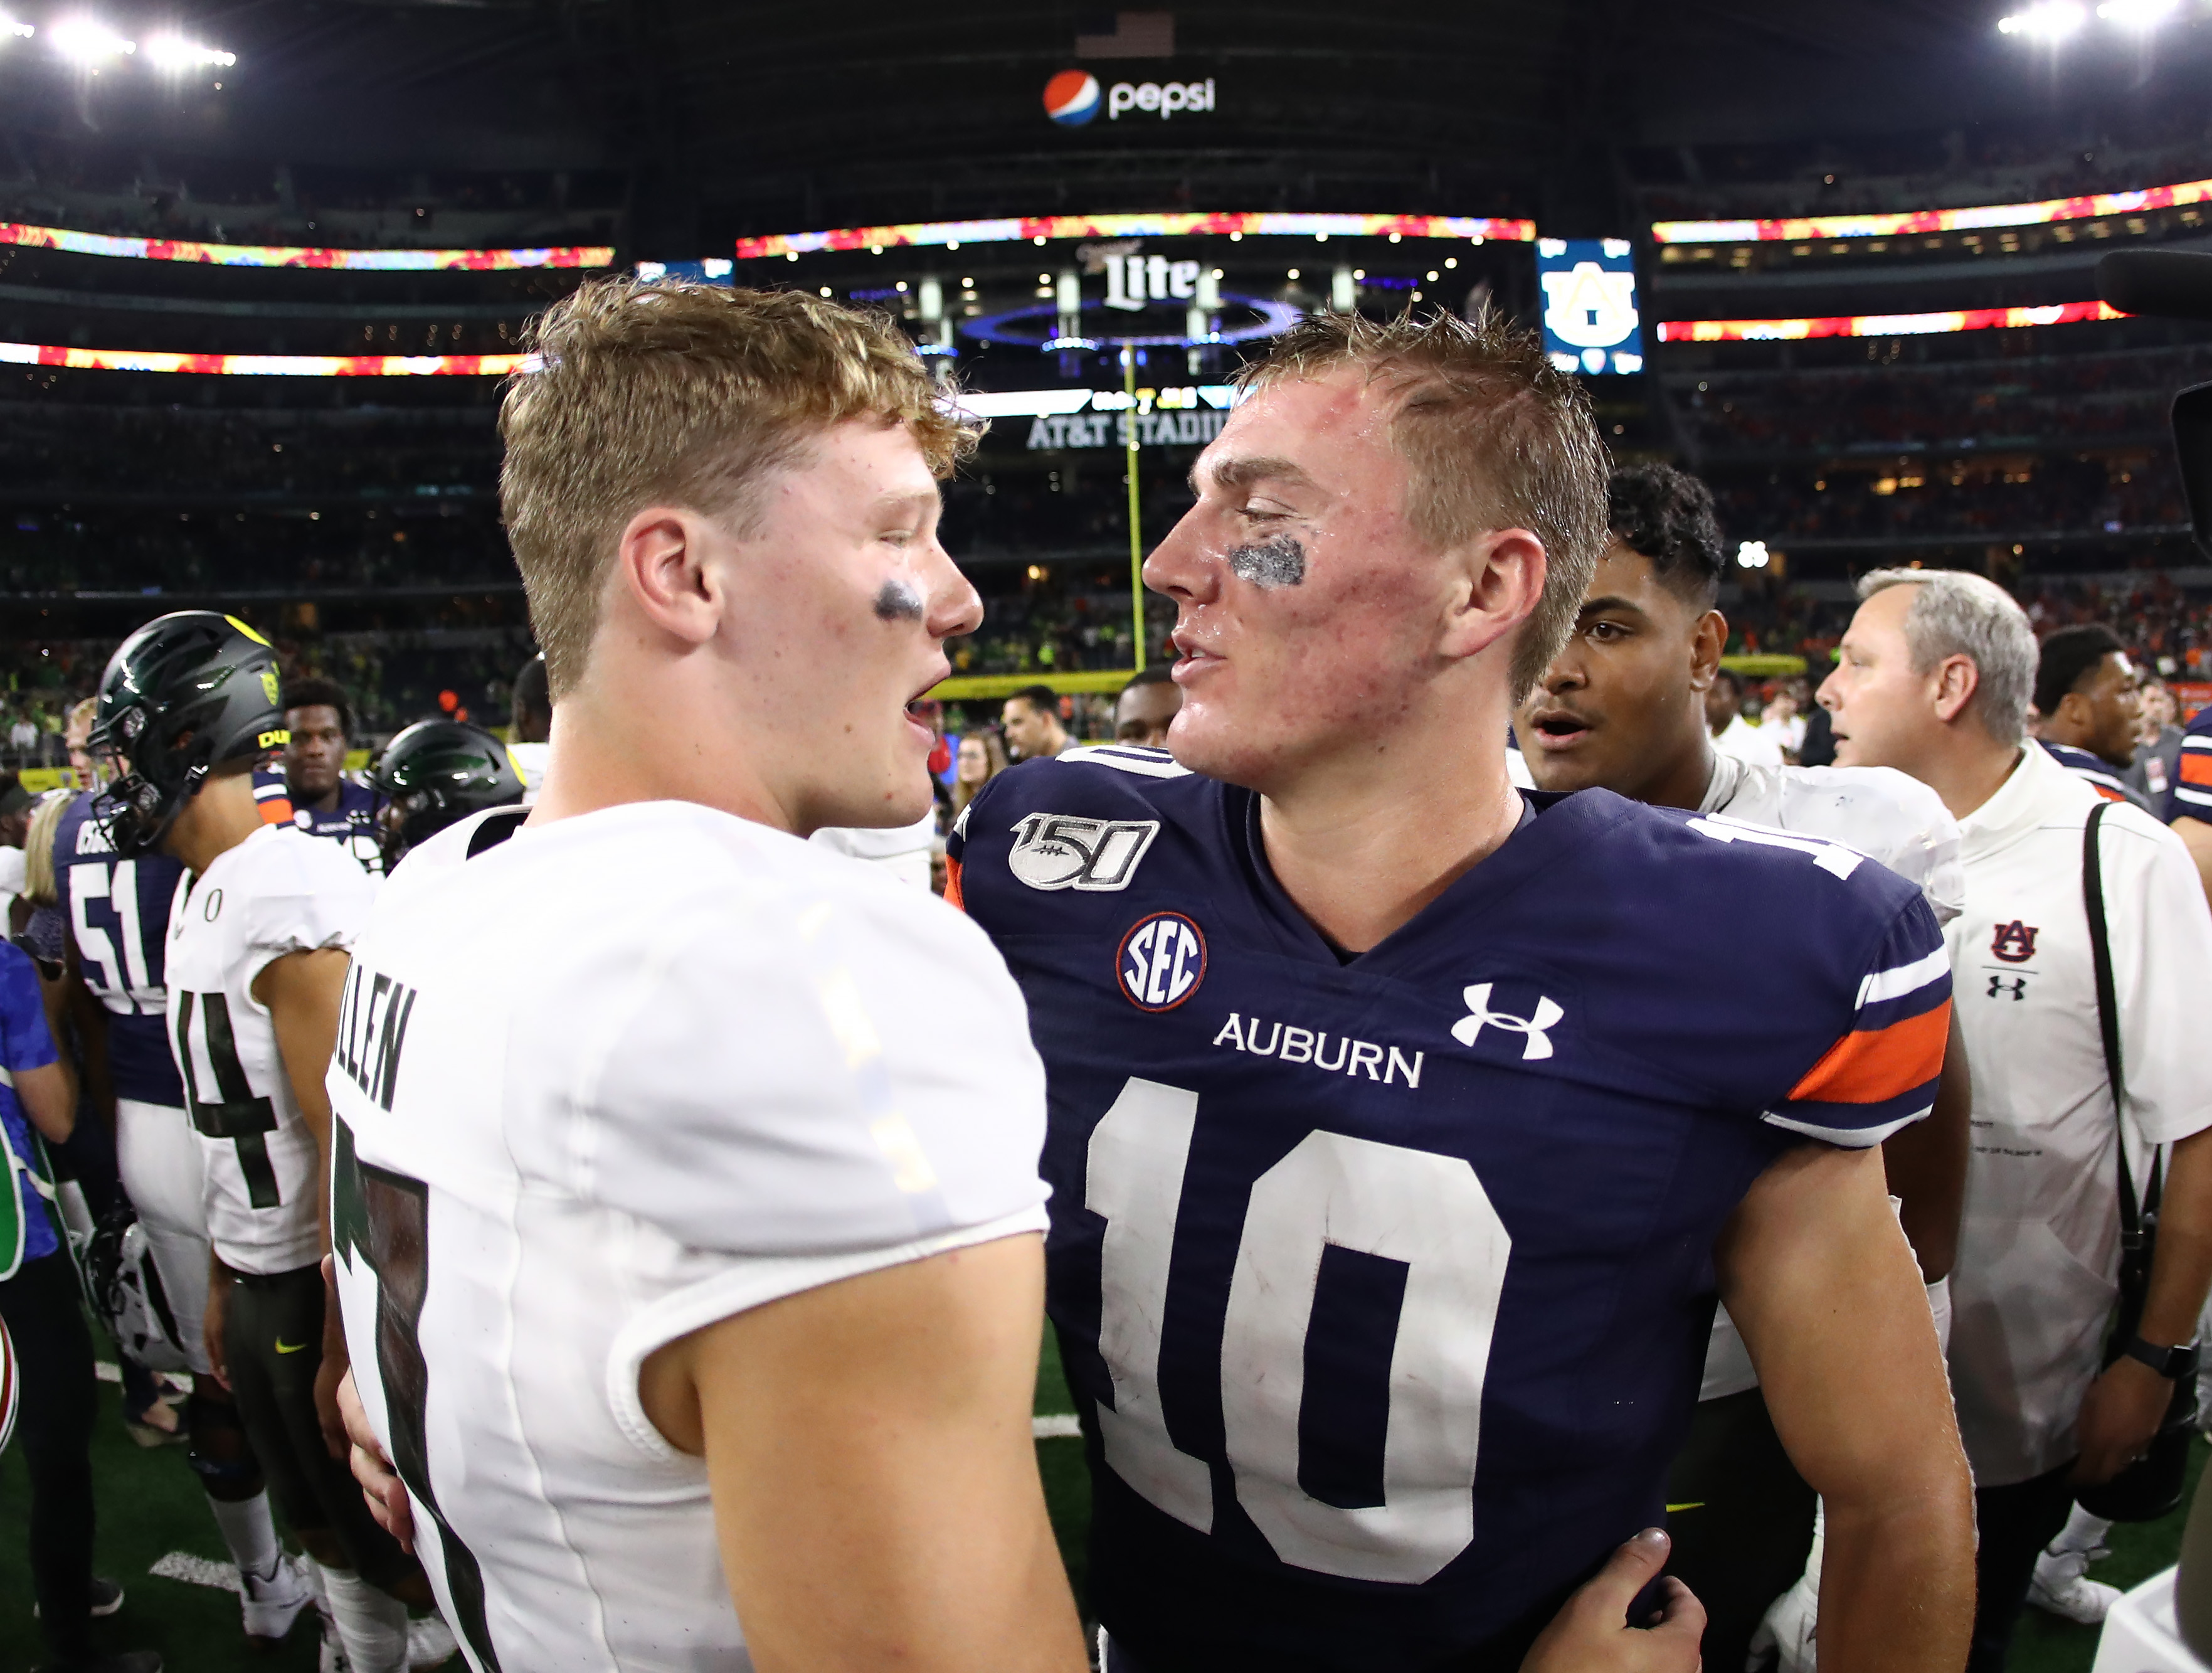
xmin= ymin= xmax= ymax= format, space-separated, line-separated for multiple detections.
xmin=88 ymin=612 xmax=288 ymax=858
xmin=369 ymin=720 xmax=526 ymax=867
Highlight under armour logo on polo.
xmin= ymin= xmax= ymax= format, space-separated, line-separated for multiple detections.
xmin=1451 ymin=984 xmax=1565 ymax=1061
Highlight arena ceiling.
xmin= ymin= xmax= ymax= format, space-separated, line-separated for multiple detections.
xmin=3 ymin=0 xmax=2208 ymax=253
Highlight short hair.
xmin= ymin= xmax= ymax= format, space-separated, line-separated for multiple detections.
xmin=512 ymin=653 xmax=549 ymax=716
xmin=1710 ymin=667 xmax=1742 ymax=696
xmin=1236 ymin=309 xmax=1608 ymax=703
xmin=1609 ymin=462 xmax=1727 ymax=606
xmin=283 ymin=676 xmax=353 ymax=736
xmin=2034 ymin=622 xmax=2127 ymax=717
xmin=65 ymin=696 xmax=97 ymax=736
xmin=1120 ymin=664 xmax=1175 ymax=696
xmin=1006 ymin=684 xmax=1059 ymax=718
xmin=1858 ymin=568 xmax=2037 ymax=746
xmin=500 ymin=279 xmax=979 ymax=701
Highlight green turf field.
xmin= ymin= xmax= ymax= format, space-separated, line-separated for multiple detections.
xmin=0 ymin=1328 xmax=2195 ymax=1671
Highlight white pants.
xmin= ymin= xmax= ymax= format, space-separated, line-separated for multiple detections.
xmin=117 ymin=1097 xmax=213 ymax=1376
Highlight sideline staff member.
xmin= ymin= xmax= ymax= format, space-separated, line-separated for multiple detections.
xmin=1822 ymin=567 xmax=2212 ymax=1672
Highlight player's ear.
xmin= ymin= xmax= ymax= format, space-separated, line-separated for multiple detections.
xmin=1441 ymin=527 xmax=1546 ymax=664
xmin=1930 ymin=652 xmax=1982 ymax=725
xmin=615 ymin=506 xmax=720 ymax=651
xmin=1689 ymin=608 xmax=1727 ymax=692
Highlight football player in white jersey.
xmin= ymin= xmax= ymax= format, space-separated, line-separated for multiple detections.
xmin=88 ymin=613 xmax=433 ymax=1673
xmin=1516 ymin=462 xmax=1976 ymax=1670
xmin=323 ymin=280 xmax=1089 ymax=1673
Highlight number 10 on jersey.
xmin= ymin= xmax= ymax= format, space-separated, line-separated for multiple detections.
xmin=1086 ymin=1077 xmax=1512 ymax=1584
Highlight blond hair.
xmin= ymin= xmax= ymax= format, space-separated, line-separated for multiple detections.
xmin=500 ymin=280 xmax=979 ymax=699
xmin=23 ymin=789 xmax=69 ymax=908
xmin=1237 ymin=310 xmax=1609 ymax=703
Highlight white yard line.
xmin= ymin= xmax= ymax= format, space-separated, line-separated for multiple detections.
xmin=149 ymin=1552 xmax=243 ymax=1595
xmin=1032 ymin=1413 xmax=1081 ymax=1439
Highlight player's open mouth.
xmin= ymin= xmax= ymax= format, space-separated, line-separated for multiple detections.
xmin=904 ymin=672 xmax=946 ymax=740
xmin=1170 ymin=632 xmax=1220 ymax=679
xmin=1527 ymin=709 xmax=1592 ymax=748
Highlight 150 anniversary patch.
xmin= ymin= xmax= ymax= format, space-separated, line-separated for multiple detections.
xmin=1007 ymin=812 xmax=1160 ymax=892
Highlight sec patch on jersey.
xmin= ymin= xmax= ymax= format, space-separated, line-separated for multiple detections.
xmin=1118 ymin=910 xmax=1205 ymax=1011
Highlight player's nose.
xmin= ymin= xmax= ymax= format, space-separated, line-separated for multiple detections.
xmin=1142 ymin=508 xmax=1216 ymax=604
xmin=923 ymin=542 xmax=985 ymax=640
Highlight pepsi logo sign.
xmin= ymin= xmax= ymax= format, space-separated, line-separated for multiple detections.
xmin=1044 ymin=70 xmax=1101 ymax=127
xmin=1118 ymin=911 xmax=1207 ymax=1012
xmin=1107 ymin=78 xmax=1214 ymax=119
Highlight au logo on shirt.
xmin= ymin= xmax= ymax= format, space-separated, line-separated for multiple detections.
xmin=1008 ymin=812 xmax=1160 ymax=892
xmin=1991 ymin=920 xmax=2039 ymax=963
xmin=1118 ymin=911 xmax=1206 ymax=1012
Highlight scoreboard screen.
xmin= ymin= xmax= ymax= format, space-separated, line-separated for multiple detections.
xmin=1537 ymin=238 xmax=1644 ymax=375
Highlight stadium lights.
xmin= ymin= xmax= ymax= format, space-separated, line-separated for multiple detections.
xmin=1998 ymin=0 xmax=2087 ymax=35
xmin=1736 ymin=541 xmax=1772 ymax=570
xmin=48 ymin=16 xmax=135 ymax=63
xmin=142 ymin=33 xmax=236 ymax=69
xmin=0 ymin=13 xmax=32 ymax=40
xmin=2096 ymin=0 xmax=2180 ymax=22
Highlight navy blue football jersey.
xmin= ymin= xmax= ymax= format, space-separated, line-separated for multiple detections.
xmin=2167 ymin=705 xmax=2212 ymax=824
xmin=948 ymin=745 xmax=1951 ymax=1672
xmin=2041 ymin=740 xmax=2156 ymax=814
xmin=254 ymin=768 xmax=384 ymax=876
xmin=55 ymin=791 xmax=186 ymax=1107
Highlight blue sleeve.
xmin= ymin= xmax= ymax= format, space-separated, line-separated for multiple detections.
xmin=0 ymin=942 xmax=58 ymax=1075
xmin=2167 ymin=711 xmax=2212 ymax=824
xmin=1759 ymin=896 xmax=1951 ymax=1149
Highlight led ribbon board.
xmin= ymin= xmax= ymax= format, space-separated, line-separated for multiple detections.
xmin=735 ymin=211 xmax=1536 ymax=260
xmin=1653 ymin=177 xmax=2212 ymax=244
xmin=0 ymin=222 xmax=615 ymax=270
xmin=0 ymin=342 xmax=536 ymax=374
xmin=1658 ymin=300 xmax=2127 ymax=342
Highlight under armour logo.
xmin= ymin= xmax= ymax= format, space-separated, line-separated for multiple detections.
xmin=1986 ymin=974 xmax=2028 ymax=1002
xmin=1451 ymin=984 xmax=1565 ymax=1061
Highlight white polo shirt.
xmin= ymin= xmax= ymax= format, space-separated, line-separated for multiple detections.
xmin=1945 ymin=740 xmax=2212 ymax=1486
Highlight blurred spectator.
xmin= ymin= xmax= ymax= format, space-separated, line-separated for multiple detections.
xmin=1002 ymin=686 xmax=1070 ymax=762
xmin=2137 ymin=677 xmax=2184 ymax=806
xmin=1707 ymin=669 xmax=1785 ymax=768
xmin=951 ymin=733 xmax=1010 ymax=820
xmin=1114 ymin=666 xmax=1182 ymax=748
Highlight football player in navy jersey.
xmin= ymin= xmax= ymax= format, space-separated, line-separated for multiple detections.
xmin=1515 ymin=461 xmax=1973 ymax=1669
xmin=948 ymin=312 xmax=1974 ymax=1672
xmin=275 ymin=678 xmax=385 ymax=876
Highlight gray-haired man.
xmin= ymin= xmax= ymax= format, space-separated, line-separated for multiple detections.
xmin=1820 ymin=566 xmax=2212 ymax=1672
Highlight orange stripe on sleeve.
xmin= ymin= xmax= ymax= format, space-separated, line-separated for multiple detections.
xmin=1787 ymin=999 xmax=1952 ymax=1106
xmin=2182 ymin=753 xmax=2212 ymax=787
xmin=943 ymin=854 xmax=965 ymax=911
xmin=258 ymin=795 xmax=294 ymax=825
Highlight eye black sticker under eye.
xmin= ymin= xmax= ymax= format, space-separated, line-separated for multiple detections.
xmin=873 ymin=579 xmax=926 ymax=622
xmin=1227 ymin=534 xmax=1307 ymax=589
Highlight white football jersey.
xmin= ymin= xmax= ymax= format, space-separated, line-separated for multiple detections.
xmin=1696 ymin=756 xmax=1966 ymax=1401
xmin=328 ymin=800 xmax=1050 ymax=1673
xmin=167 ymin=823 xmax=374 ymax=1275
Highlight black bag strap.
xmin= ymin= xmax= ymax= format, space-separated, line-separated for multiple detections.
xmin=2085 ymin=800 xmax=2161 ymax=1238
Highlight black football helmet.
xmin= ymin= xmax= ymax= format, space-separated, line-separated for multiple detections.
xmin=369 ymin=720 xmax=525 ymax=866
xmin=88 ymin=612 xmax=288 ymax=858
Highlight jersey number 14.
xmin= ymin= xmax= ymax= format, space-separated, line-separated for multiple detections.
xmin=1088 ymin=1076 xmax=1511 ymax=1585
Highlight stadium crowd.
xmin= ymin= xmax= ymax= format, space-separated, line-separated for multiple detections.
xmin=10 ymin=279 xmax=2212 ymax=1673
